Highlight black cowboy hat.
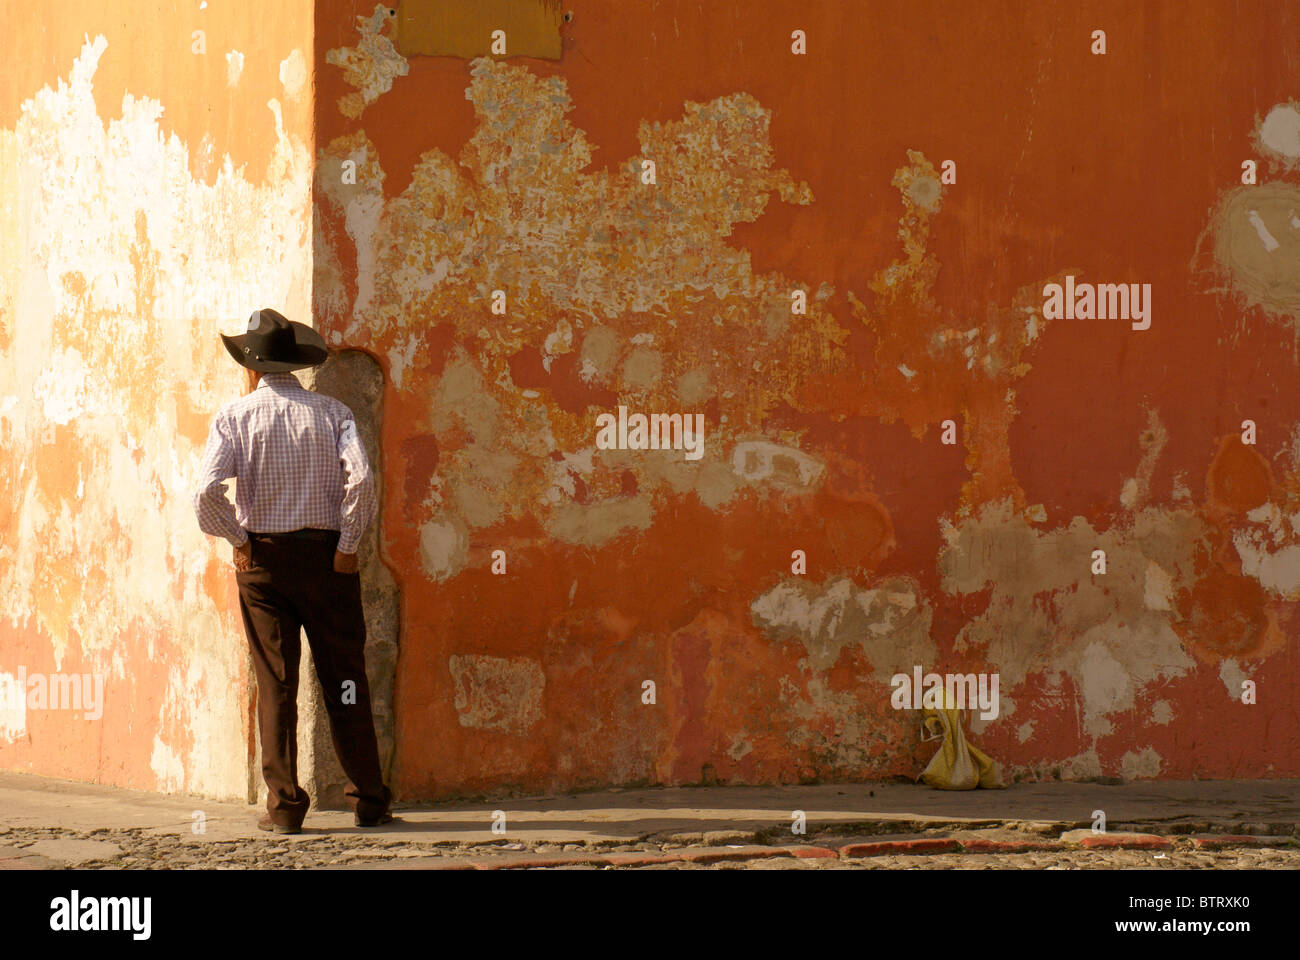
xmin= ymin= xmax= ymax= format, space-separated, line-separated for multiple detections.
xmin=220 ymin=308 xmax=329 ymax=372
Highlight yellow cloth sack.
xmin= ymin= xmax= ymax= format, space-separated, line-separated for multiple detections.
xmin=919 ymin=697 xmax=1003 ymax=790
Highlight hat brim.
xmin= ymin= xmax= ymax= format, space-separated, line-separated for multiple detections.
xmin=220 ymin=321 xmax=329 ymax=372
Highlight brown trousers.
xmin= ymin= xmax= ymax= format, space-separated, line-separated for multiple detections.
xmin=235 ymin=529 xmax=390 ymax=826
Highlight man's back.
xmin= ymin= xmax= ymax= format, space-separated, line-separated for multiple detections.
xmin=194 ymin=371 xmax=376 ymax=554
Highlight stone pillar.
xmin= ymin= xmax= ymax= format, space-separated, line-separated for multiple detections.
xmin=289 ymin=350 xmax=400 ymax=809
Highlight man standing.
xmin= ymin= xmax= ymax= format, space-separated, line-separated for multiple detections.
xmin=193 ymin=308 xmax=392 ymax=834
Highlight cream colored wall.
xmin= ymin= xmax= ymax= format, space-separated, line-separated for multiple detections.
xmin=0 ymin=1 xmax=315 ymax=800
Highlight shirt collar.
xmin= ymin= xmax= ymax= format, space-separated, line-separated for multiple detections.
xmin=256 ymin=372 xmax=304 ymax=391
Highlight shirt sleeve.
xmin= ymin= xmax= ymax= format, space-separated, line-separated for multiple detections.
xmin=193 ymin=412 xmax=248 ymax=547
xmin=336 ymin=416 xmax=377 ymax=554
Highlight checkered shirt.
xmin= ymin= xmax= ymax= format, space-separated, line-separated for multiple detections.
xmin=193 ymin=372 xmax=377 ymax=554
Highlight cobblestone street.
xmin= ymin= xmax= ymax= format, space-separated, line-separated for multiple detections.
xmin=2 ymin=822 xmax=1298 ymax=870
xmin=2 ymin=770 xmax=1297 ymax=871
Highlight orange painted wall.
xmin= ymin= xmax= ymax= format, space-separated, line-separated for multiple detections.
xmin=313 ymin=0 xmax=1300 ymax=797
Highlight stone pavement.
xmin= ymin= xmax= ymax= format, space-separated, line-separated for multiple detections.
xmin=0 ymin=771 xmax=1296 ymax=869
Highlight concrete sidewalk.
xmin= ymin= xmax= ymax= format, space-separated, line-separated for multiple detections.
xmin=3 ymin=771 xmax=1298 ymax=840
xmin=1 ymin=771 xmax=1296 ymax=869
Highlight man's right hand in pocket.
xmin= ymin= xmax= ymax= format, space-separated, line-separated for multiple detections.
xmin=334 ymin=550 xmax=359 ymax=574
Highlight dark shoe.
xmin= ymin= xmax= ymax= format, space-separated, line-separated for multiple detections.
xmin=258 ymin=815 xmax=302 ymax=835
xmin=354 ymin=811 xmax=394 ymax=828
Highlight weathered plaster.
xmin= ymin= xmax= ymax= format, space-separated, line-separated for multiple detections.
xmin=750 ymin=576 xmax=934 ymax=680
xmin=0 ymin=14 xmax=313 ymax=800
xmin=317 ymin=56 xmax=844 ymax=588
xmin=1207 ymin=181 xmax=1300 ymax=322
xmin=326 ymin=5 xmax=410 ymax=119
xmin=1254 ymin=101 xmax=1300 ymax=168
xmin=306 ymin=10 xmax=1300 ymax=792
xmin=9 ymin=0 xmax=1300 ymax=802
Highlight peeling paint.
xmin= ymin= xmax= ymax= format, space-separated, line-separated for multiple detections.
xmin=751 ymin=576 xmax=934 ymax=681
xmin=0 ymin=672 xmax=26 ymax=743
xmin=1255 ymin=101 xmax=1300 ymax=167
xmin=449 ymin=654 xmax=545 ymax=735
xmin=1120 ymin=746 xmax=1163 ymax=780
xmin=279 ymin=49 xmax=308 ymax=101
xmin=319 ymin=58 xmax=840 ymax=571
xmin=940 ymin=498 xmax=1203 ymax=735
xmin=1205 ymin=181 xmax=1300 ymax=323
xmin=11 ymin=1 xmax=1299 ymax=802
xmin=1219 ymin=658 xmax=1249 ymax=699
xmin=0 ymin=23 xmax=312 ymax=798
xmin=225 ymin=50 xmax=245 ymax=88
xmin=326 ymin=4 xmax=410 ymax=119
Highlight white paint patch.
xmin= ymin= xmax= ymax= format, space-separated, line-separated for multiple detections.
xmin=1016 ymin=720 xmax=1035 ymax=742
xmin=731 ymin=440 xmax=825 ymax=489
xmin=941 ymin=499 xmax=1198 ymax=748
xmin=1247 ymin=210 xmax=1281 ymax=251
xmin=1233 ymin=531 xmax=1300 ymax=598
xmin=750 ymin=576 xmax=934 ymax=680
xmin=1059 ymin=748 xmax=1102 ymax=781
xmin=386 ymin=330 xmax=420 ymax=390
xmin=279 ymin=49 xmax=307 ymax=100
xmin=448 ymin=654 xmax=544 ymax=735
xmin=33 ymin=347 xmax=91 ymax=425
xmin=321 ymin=139 xmax=384 ymax=329
xmin=1120 ymin=477 xmax=1139 ymax=509
xmin=1076 ymin=641 xmax=1129 ymax=737
xmin=347 ymin=194 xmax=385 ymax=320
xmin=1143 ymin=560 xmax=1173 ymax=611
xmin=225 ymin=50 xmax=244 ymax=88
xmin=897 ymin=363 xmax=916 ymax=380
xmin=0 ymin=671 xmax=27 ymax=742
xmin=1259 ymin=103 xmax=1300 ymax=160
xmin=150 ymin=735 xmax=185 ymax=792
xmin=418 ymin=519 xmax=466 ymax=581
xmin=324 ymin=4 xmax=410 ymax=118
xmin=1150 ymin=699 xmax=1173 ymax=725
xmin=1247 ymin=500 xmax=1283 ymax=532
xmin=1120 ymin=746 xmax=1162 ymax=780
xmin=1219 ymin=658 xmax=1248 ymax=699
